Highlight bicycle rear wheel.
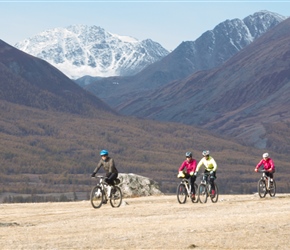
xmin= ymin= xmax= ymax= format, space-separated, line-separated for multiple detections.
xmin=269 ymin=179 xmax=276 ymax=197
xmin=110 ymin=186 xmax=123 ymax=208
xmin=90 ymin=185 xmax=103 ymax=209
xmin=198 ymin=183 xmax=208 ymax=203
xmin=210 ymin=183 xmax=219 ymax=203
xmin=177 ymin=183 xmax=187 ymax=204
xmin=258 ymin=179 xmax=267 ymax=198
xmin=191 ymin=183 xmax=199 ymax=203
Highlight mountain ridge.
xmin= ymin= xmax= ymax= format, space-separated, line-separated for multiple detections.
xmin=14 ymin=24 xmax=169 ymax=79
xmin=0 ymin=39 xmax=115 ymax=115
xmin=83 ymin=10 xmax=287 ymax=108
xmin=117 ymin=17 xmax=290 ymax=150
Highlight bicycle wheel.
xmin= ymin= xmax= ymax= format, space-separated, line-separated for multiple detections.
xmin=110 ymin=186 xmax=123 ymax=208
xmin=191 ymin=183 xmax=199 ymax=203
xmin=258 ymin=179 xmax=267 ymax=198
xmin=198 ymin=183 xmax=208 ymax=203
xmin=269 ymin=179 xmax=276 ymax=197
xmin=90 ymin=185 xmax=103 ymax=209
xmin=177 ymin=183 xmax=187 ymax=204
xmin=210 ymin=183 xmax=219 ymax=203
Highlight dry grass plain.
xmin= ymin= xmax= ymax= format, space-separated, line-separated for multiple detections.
xmin=1 ymin=193 xmax=290 ymax=250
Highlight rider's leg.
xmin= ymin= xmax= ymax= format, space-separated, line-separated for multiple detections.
xmin=190 ymin=175 xmax=196 ymax=194
xmin=106 ymin=173 xmax=118 ymax=185
xmin=209 ymin=171 xmax=216 ymax=194
xmin=269 ymin=170 xmax=275 ymax=181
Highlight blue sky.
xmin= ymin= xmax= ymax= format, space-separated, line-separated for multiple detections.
xmin=1 ymin=1 xmax=290 ymax=51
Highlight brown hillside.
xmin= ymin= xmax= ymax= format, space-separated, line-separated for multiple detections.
xmin=116 ymin=18 xmax=290 ymax=152
xmin=0 ymin=39 xmax=114 ymax=115
xmin=1 ymin=100 xmax=290 ymax=200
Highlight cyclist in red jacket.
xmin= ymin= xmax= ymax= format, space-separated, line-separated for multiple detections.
xmin=177 ymin=152 xmax=197 ymax=200
xmin=255 ymin=153 xmax=275 ymax=182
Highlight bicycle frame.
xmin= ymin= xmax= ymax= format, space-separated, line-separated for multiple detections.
xmin=182 ymin=179 xmax=191 ymax=194
xmin=198 ymin=173 xmax=218 ymax=203
xmin=90 ymin=175 xmax=123 ymax=208
xmin=257 ymin=170 xmax=276 ymax=198
xmin=260 ymin=171 xmax=272 ymax=190
xmin=98 ymin=176 xmax=109 ymax=196
xmin=176 ymin=178 xmax=198 ymax=204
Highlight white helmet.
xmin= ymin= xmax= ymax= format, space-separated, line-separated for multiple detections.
xmin=202 ymin=150 xmax=210 ymax=156
xmin=262 ymin=153 xmax=269 ymax=158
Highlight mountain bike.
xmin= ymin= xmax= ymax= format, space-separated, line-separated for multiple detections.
xmin=257 ymin=170 xmax=276 ymax=198
xmin=176 ymin=177 xmax=198 ymax=204
xmin=198 ymin=173 xmax=219 ymax=203
xmin=90 ymin=176 xmax=122 ymax=208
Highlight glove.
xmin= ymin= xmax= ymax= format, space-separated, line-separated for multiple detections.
xmin=177 ymin=171 xmax=185 ymax=178
xmin=194 ymin=172 xmax=198 ymax=176
xmin=190 ymin=172 xmax=194 ymax=176
xmin=254 ymin=168 xmax=258 ymax=172
xmin=210 ymin=171 xmax=213 ymax=174
xmin=91 ymin=172 xmax=96 ymax=177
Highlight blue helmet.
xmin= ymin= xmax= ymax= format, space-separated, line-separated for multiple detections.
xmin=100 ymin=149 xmax=108 ymax=156
xmin=185 ymin=152 xmax=192 ymax=158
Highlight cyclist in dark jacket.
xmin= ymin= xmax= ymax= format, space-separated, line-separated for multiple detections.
xmin=91 ymin=149 xmax=118 ymax=186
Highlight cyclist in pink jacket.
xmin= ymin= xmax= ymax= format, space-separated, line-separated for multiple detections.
xmin=177 ymin=152 xmax=197 ymax=200
xmin=255 ymin=153 xmax=275 ymax=181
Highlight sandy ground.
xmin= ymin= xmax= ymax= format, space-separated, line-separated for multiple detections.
xmin=1 ymin=193 xmax=290 ymax=250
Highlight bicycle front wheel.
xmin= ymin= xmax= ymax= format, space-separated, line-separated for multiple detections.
xmin=210 ymin=183 xmax=219 ymax=203
xmin=198 ymin=183 xmax=208 ymax=203
xmin=258 ymin=179 xmax=267 ymax=198
xmin=90 ymin=185 xmax=103 ymax=209
xmin=269 ymin=179 xmax=276 ymax=197
xmin=110 ymin=186 xmax=123 ymax=208
xmin=177 ymin=183 xmax=187 ymax=204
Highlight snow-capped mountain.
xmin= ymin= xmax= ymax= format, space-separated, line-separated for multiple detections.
xmin=188 ymin=10 xmax=287 ymax=69
xmin=14 ymin=25 xmax=169 ymax=79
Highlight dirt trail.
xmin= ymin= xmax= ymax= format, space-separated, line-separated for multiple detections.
xmin=1 ymin=194 xmax=290 ymax=249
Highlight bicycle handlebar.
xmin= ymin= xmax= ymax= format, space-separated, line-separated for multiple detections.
xmin=257 ymin=169 xmax=270 ymax=173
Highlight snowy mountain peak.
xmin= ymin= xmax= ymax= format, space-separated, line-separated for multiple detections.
xmin=15 ymin=25 xmax=169 ymax=79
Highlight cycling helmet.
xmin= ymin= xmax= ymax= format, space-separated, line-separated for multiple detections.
xmin=100 ymin=149 xmax=109 ymax=156
xmin=185 ymin=152 xmax=192 ymax=158
xmin=202 ymin=150 xmax=210 ymax=156
xmin=263 ymin=152 xmax=269 ymax=158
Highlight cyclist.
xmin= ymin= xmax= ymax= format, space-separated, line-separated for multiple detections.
xmin=91 ymin=150 xmax=118 ymax=198
xmin=194 ymin=150 xmax=218 ymax=197
xmin=254 ymin=153 xmax=275 ymax=183
xmin=177 ymin=152 xmax=197 ymax=200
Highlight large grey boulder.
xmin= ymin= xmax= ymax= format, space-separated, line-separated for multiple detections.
xmin=117 ymin=173 xmax=163 ymax=198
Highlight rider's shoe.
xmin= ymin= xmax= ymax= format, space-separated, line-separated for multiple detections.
xmin=191 ymin=194 xmax=196 ymax=200
xmin=102 ymin=199 xmax=107 ymax=204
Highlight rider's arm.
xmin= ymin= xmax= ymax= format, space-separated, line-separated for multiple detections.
xmin=210 ymin=157 xmax=217 ymax=172
xmin=178 ymin=161 xmax=186 ymax=172
xmin=195 ymin=159 xmax=204 ymax=173
xmin=108 ymin=158 xmax=116 ymax=173
xmin=268 ymin=158 xmax=275 ymax=171
xmin=255 ymin=159 xmax=263 ymax=170
xmin=93 ymin=159 xmax=103 ymax=173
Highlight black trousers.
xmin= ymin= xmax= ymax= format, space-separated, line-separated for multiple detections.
xmin=105 ymin=172 xmax=118 ymax=185
xmin=184 ymin=173 xmax=197 ymax=194
xmin=204 ymin=170 xmax=216 ymax=191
